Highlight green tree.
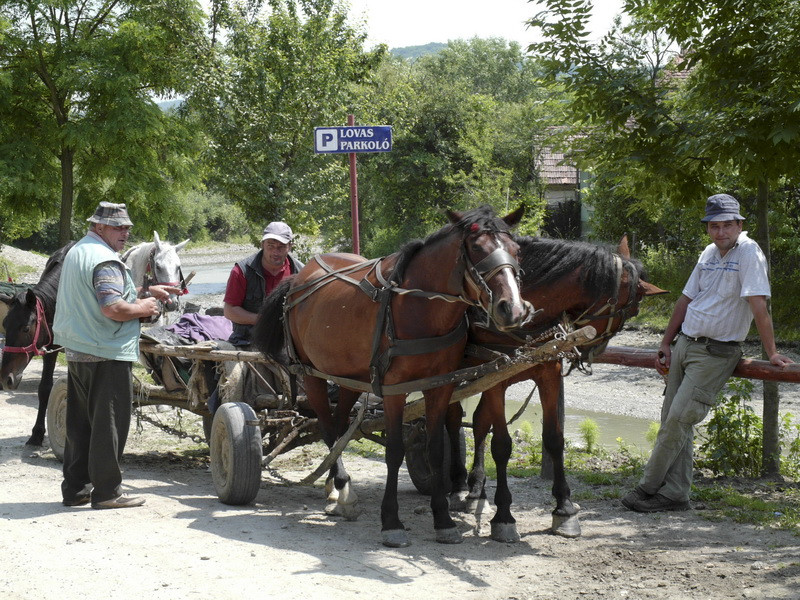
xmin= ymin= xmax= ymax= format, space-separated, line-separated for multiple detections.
xmin=352 ymin=39 xmax=550 ymax=257
xmin=189 ymin=0 xmax=385 ymax=242
xmin=0 ymin=0 xmax=207 ymax=246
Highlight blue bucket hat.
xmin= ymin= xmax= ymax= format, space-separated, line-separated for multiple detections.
xmin=701 ymin=194 xmax=745 ymax=222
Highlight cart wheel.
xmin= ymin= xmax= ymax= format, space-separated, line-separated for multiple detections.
xmin=403 ymin=418 xmax=466 ymax=496
xmin=210 ymin=402 xmax=263 ymax=505
xmin=46 ymin=376 xmax=69 ymax=462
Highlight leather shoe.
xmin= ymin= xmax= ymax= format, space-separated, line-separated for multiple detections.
xmin=632 ymin=493 xmax=689 ymax=513
xmin=62 ymin=494 xmax=91 ymax=507
xmin=621 ymin=487 xmax=650 ymax=510
xmin=92 ymin=495 xmax=146 ymax=510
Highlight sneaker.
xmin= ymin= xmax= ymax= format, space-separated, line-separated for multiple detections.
xmin=91 ymin=495 xmax=146 ymax=510
xmin=621 ymin=487 xmax=650 ymax=510
xmin=62 ymin=493 xmax=91 ymax=507
xmin=632 ymin=493 xmax=689 ymax=513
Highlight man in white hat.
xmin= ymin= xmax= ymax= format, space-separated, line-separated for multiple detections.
xmin=622 ymin=193 xmax=792 ymax=513
xmin=223 ymin=221 xmax=304 ymax=347
xmin=54 ymin=202 xmax=180 ymax=509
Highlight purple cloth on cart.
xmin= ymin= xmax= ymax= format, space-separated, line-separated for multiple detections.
xmin=165 ymin=313 xmax=233 ymax=343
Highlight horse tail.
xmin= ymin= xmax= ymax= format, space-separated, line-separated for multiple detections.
xmin=253 ymin=276 xmax=295 ymax=357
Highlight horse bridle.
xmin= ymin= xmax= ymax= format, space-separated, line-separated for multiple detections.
xmin=143 ymin=247 xmax=188 ymax=293
xmin=2 ymin=295 xmax=55 ymax=358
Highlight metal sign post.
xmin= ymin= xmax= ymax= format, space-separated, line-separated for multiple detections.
xmin=314 ymin=117 xmax=392 ymax=255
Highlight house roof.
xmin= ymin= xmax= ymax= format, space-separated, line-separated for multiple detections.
xmin=537 ymin=148 xmax=579 ymax=186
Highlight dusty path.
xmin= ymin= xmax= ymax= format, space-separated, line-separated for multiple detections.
xmin=2 ymin=359 xmax=799 ymax=600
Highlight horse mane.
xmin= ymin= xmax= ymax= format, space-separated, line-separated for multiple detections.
xmin=516 ymin=236 xmax=643 ymax=298
xmin=33 ymin=241 xmax=76 ymax=315
xmin=390 ymin=205 xmax=511 ymax=283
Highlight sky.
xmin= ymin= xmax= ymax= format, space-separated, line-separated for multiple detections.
xmin=346 ymin=0 xmax=623 ymax=49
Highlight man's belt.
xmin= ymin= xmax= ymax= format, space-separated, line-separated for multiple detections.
xmin=680 ymin=332 xmax=741 ymax=346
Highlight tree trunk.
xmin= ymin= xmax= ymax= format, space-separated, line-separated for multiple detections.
xmin=755 ymin=180 xmax=781 ymax=477
xmin=58 ymin=146 xmax=74 ymax=247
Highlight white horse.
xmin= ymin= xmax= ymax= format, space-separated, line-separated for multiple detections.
xmin=122 ymin=231 xmax=190 ymax=324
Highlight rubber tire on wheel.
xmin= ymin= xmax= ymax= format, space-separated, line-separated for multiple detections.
xmin=403 ymin=418 xmax=466 ymax=496
xmin=46 ymin=376 xmax=69 ymax=462
xmin=210 ymin=402 xmax=263 ymax=505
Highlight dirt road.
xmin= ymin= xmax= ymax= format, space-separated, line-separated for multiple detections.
xmin=2 ymin=357 xmax=799 ymax=600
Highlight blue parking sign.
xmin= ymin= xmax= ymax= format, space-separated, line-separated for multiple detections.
xmin=314 ymin=126 xmax=392 ymax=154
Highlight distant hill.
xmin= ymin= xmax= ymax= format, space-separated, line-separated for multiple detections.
xmin=390 ymin=42 xmax=447 ymax=60
xmin=157 ymin=98 xmax=183 ymax=113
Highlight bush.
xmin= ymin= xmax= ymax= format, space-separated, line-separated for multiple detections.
xmin=578 ymin=418 xmax=600 ymax=454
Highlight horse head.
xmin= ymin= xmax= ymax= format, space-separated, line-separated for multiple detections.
xmin=444 ymin=205 xmax=533 ymax=332
xmin=150 ymin=231 xmax=190 ymax=311
xmin=1 ymin=288 xmax=50 ymax=390
xmin=572 ymin=235 xmax=667 ymax=363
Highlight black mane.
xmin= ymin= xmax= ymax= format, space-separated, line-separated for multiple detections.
xmin=32 ymin=241 xmax=75 ymax=315
xmin=516 ymin=236 xmax=643 ymax=298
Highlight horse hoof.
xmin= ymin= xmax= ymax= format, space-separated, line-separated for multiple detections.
xmin=339 ymin=502 xmax=361 ymax=521
xmin=324 ymin=502 xmax=341 ymax=516
xmin=552 ymin=513 xmax=582 ymax=538
xmin=382 ymin=529 xmax=410 ymax=548
xmin=435 ymin=527 xmax=463 ymax=544
xmin=25 ymin=436 xmax=44 ymax=447
xmin=490 ymin=522 xmax=520 ymax=543
xmin=449 ymin=491 xmax=469 ymax=512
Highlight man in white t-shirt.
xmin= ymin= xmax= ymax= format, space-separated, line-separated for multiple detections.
xmin=622 ymin=193 xmax=793 ymax=513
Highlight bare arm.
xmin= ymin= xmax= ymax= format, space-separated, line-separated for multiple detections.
xmin=747 ymin=295 xmax=793 ymax=367
xmin=224 ymin=302 xmax=258 ymax=326
xmin=101 ymin=297 xmax=160 ymax=322
xmin=656 ymin=294 xmax=692 ymax=375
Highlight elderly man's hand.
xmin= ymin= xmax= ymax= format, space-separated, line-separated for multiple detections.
xmin=147 ymin=285 xmax=182 ymax=302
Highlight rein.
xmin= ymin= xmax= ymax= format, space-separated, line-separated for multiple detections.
xmin=2 ymin=295 xmax=56 ymax=357
xmin=283 ymin=229 xmax=522 ymax=397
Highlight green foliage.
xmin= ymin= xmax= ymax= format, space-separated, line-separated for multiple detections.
xmin=697 ymin=379 xmax=763 ymax=478
xmin=189 ymin=0 xmax=386 ymax=243
xmin=578 ymin=418 xmax=600 ymax=454
xmin=0 ymin=0 xmax=208 ymax=245
xmin=697 ymin=378 xmax=800 ymax=481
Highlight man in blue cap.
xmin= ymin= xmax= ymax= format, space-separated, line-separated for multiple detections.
xmin=622 ymin=193 xmax=793 ymax=513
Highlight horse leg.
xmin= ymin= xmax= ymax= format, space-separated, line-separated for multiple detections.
xmin=444 ymin=401 xmax=469 ymax=511
xmin=381 ymin=394 xmax=410 ymax=547
xmin=539 ymin=363 xmax=580 ymax=537
xmin=326 ymin=386 xmax=361 ymax=520
xmin=303 ymin=376 xmax=357 ymax=519
xmin=481 ymin=385 xmax=519 ymax=543
xmin=424 ymin=387 xmax=462 ymax=545
xmin=466 ymin=391 xmax=492 ymax=514
xmin=27 ymin=352 xmax=57 ymax=446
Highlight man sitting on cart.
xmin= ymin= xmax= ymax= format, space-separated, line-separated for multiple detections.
xmin=223 ymin=221 xmax=304 ymax=347
xmin=207 ymin=221 xmax=304 ymax=414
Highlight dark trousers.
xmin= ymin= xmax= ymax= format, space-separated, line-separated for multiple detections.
xmin=61 ymin=360 xmax=133 ymax=504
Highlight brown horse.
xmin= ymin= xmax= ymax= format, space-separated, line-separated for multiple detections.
xmin=254 ymin=205 xmax=533 ymax=547
xmin=447 ymin=235 xmax=666 ymax=542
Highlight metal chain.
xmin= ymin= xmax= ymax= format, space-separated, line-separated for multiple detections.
xmin=134 ymin=405 xmax=207 ymax=445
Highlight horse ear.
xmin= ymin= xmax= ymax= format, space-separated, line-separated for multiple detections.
xmin=446 ymin=209 xmax=463 ymax=224
xmin=639 ymin=280 xmax=669 ymax=296
xmin=0 ymin=292 xmax=12 ymax=305
xmin=25 ymin=288 xmax=37 ymax=306
xmin=175 ymin=239 xmax=190 ymax=252
xmin=502 ymin=205 xmax=525 ymax=229
xmin=153 ymin=231 xmax=162 ymax=248
xmin=618 ymin=235 xmax=630 ymax=258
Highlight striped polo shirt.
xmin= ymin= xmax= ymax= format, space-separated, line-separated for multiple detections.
xmin=681 ymin=231 xmax=770 ymax=342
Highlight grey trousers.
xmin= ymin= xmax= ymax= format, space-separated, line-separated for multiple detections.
xmin=61 ymin=359 xmax=133 ymax=504
xmin=638 ymin=334 xmax=741 ymax=501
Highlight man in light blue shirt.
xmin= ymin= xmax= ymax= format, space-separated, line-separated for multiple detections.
xmin=622 ymin=194 xmax=793 ymax=513
xmin=54 ymin=202 xmax=179 ymax=509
